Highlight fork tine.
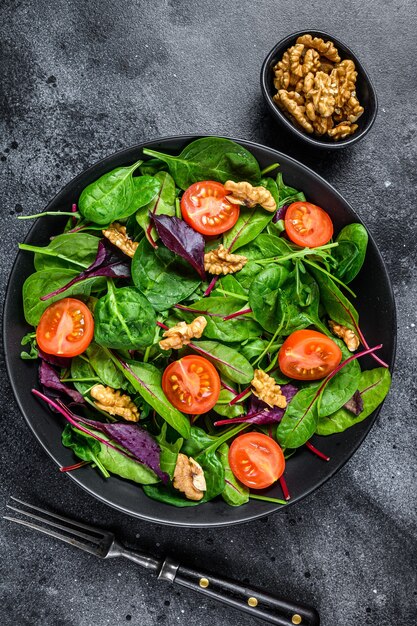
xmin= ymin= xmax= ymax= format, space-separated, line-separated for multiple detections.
xmin=3 ymin=516 xmax=100 ymax=556
xmin=10 ymin=496 xmax=106 ymax=537
xmin=6 ymin=505 xmax=103 ymax=545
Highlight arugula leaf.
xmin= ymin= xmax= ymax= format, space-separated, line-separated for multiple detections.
xmin=316 ymin=368 xmax=391 ymax=435
xmin=143 ymin=137 xmax=261 ymax=190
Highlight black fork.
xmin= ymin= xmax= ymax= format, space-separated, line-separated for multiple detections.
xmin=5 ymin=497 xmax=320 ymax=626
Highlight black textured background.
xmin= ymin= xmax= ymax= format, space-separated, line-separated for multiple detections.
xmin=1 ymin=2 xmax=416 ymax=625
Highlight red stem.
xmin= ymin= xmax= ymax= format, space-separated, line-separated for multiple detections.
xmin=157 ymin=321 xmax=169 ymax=330
xmin=71 ymin=203 xmax=77 ymax=226
xmin=60 ymin=460 xmax=89 ymax=473
xmin=221 ymin=380 xmax=238 ymax=395
xmin=305 ymin=440 xmax=330 ymax=462
xmin=174 ymin=304 xmax=223 ymax=318
xmin=223 ymin=308 xmax=253 ymax=321
xmin=204 ymin=276 xmax=219 ymax=297
xmin=229 ymin=386 xmax=251 ymax=406
xmin=356 ymin=326 xmax=389 ymax=368
xmin=317 ymin=344 xmax=383 ymax=397
xmin=279 ymin=475 xmax=291 ymax=501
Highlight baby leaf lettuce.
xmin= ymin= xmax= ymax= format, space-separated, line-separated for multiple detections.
xmin=132 ymin=239 xmax=201 ymax=311
xmin=143 ymin=137 xmax=261 ymax=190
xmin=94 ymin=284 xmax=156 ymax=350
xmin=316 ymin=367 xmax=391 ymax=435
xmin=78 ymin=160 xmax=144 ymax=225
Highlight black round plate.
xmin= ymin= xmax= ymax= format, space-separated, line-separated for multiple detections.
xmin=3 ymin=136 xmax=396 ymax=527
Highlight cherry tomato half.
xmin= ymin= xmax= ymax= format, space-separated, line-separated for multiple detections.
xmin=229 ymin=433 xmax=285 ymax=489
xmin=285 ymin=201 xmax=333 ymax=248
xmin=36 ymin=297 xmax=94 ymax=357
xmin=278 ymin=329 xmax=342 ymax=381
xmin=162 ymin=355 xmax=221 ymax=415
xmin=180 ymin=180 xmax=239 ymax=236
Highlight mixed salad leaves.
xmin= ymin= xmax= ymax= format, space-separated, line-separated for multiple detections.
xmin=19 ymin=137 xmax=391 ymax=508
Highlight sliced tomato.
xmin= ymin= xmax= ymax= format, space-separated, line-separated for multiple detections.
xmin=285 ymin=201 xmax=333 ymax=248
xmin=162 ymin=355 xmax=221 ymax=415
xmin=180 ymin=180 xmax=239 ymax=235
xmin=278 ymin=329 xmax=342 ymax=381
xmin=36 ymin=298 xmax=94 ymax=357
xmin=229 ymin=433 xmax=285 ymax=489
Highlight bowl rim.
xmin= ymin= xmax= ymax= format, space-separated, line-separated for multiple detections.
xmin=3 ymin=134 xmax=396 ymax=527
xmin=260 ymin=29 xmax=378 ymax=149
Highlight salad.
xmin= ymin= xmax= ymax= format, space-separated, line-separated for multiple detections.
xmin=19 ymin=137 xmax=391 ymax=508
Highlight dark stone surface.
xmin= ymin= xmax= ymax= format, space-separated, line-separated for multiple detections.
xmin=1 ymin=2 xmax=416 ymax=625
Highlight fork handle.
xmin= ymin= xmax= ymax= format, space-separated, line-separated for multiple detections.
xmin=157 ymin=557 xmax=319 ymax=626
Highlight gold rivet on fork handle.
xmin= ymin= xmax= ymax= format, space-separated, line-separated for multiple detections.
xmin=292 ymin=614 xmax=302 ymax=624
xmin=248 ymin=597 xmax=258 ymax=607
xmin=199 ymin=577 xmax=209 ymax=588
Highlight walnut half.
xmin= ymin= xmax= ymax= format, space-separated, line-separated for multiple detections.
xmin=173 ymin=453 xmax=206 ymax=501
xmin=204 ymin=244 xmax=247 ymax=275
xmin=251 ymin=369 xmax=287 ymax=409
xmin=328 ymin=320 xmax=360 ymax=351
xmin=159 ymin=316 xmax=207 ymax=351
xmin=102 ymin=222 xmax=138 ymax=258
xmin=224 ymin=180 xmax=277 ymax=212
xmin=90 ymin=384 xmax=140 ymax=422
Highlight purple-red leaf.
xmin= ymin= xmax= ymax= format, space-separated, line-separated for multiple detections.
xmin=151 ymin=214 xmax=206 ymax=280
xmin=39 ymin=361 xmax=84 ymax=404
xmin=273 ymin=205 xmax=288 ymax=222
xmin=41 ymin=239 xmax=131 ymax=301
xmin=215 ymin=384 xmax=298 ymax=426
xmin=38 ymin=349 xmax=72 ymax=369
xmin=343 ymin=389 xmax=364 ymax=416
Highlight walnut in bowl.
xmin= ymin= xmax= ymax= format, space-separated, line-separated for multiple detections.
xmin=260 ymin=30 xmax=378 ymax=149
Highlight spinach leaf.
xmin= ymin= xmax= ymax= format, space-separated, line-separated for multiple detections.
xmin=132 ymin=239 xmax=201 ymax=311
xmin=213 ymin=389 xmax=245 ymax=418
xmin=111 ymin=357 xmax=191 ymax=438
xmin=23 ymin=270 xmax=100 ymax=326
xmin=309 ymin=267 xmax=359 ymax=332
xmin=94 ymin=284 xmax=156 ymax=350
xmin=318 ymin=343 xmax=361 ymax=417
xmin=190 ymin=340 xmax=253 ymax=384
xmin=156 ymin=423 xmax=183 ymax=479
xmin=78 ymin=160 xmax=143 ymax=225
xmin=122 ymin=175 xmax=162 ymax=218
xmin=136 ymin=171 xmax=176 ymax=239
xmin=181 ymin=425 xmax=217 ymax=457
xmin=316 ymin=367 xmax=391 ymax=435
xmin=143 ymin=137 xmax=261 ymax=190
xmin=276 ymin=172 xmax=306 ymax=207
xmin=71 ymin=356 xmax=97 ymax=394
xmin=238 ymin=233 xmax=292 ymax=263
xmin=223 ymin=207 xmax=274 ymax=252
xmin=249 ymin=265 xmax=290 ymax=333
xmin=86 ymin=343 xmax=126 ymax=389
xmin=332 ymin=224 xmax=368 ymax=284
xmin=195 ymin=446 xmax=225 ymax=501
xmin=20 ymin=233 xmax=100 ymax=272
xmin=62 ymin=424 xmax=104 ymax=467
xmin=143 ymin=484 xmax=200 ymax=507
xmin=138 ymin=158 xmax=167 ymax=176
xmin=276 ymin=384 xmax=321 ymax=449
xmin=217 ymin=443 xmax=249 ymax=506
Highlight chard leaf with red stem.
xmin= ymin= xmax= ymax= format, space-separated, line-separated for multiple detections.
xmin=151 ymin=214 xmax=206 ymax=280
xmin=39 ymin=360 xmax=84 ymax=404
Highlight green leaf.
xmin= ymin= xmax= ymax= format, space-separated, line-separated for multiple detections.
xmin=78 ymin=161 xmax=143 ymax=225
xmin=213 ymin=389 xmax=245 ymax=418
xmin=94 ymin=430 xmax=159 ymax=484
xmin=195 ymin=447 xmax=226 ymax=501
xmin=71 ymin=356 xmax=97 ymax=394
xmin=276 ymin=172 xmax=306 ymax=207
xmin=86 ymin=343 xmax=126 ymax=389
xmin=136 ymin=171 xmax=176 ymax=240
xmin=22 ymin=270 xmax=100 ymax=326
xmin=217 ymin=443 xmax=249 ymax=506
xmin=19 ymin=233 xmax=100 ymax=272
xmin=248 ymin=265 xmax=290 ymax=333
xmin=318 ymin=343 xmax=361 ymax=417
xmin=94 ymin=285 xmax=156 ymax=350
xmin=143 ymin=137 xmax=261 ymax=190
xmin=156 ymin=423 xmax=183 ymax=479
xmin=122 ymin=175 xmax=162 ymax=218
xmin=62 ymin=424 xmax=102 ymax=464
xmin=332 ymin=224 xmax=368 ymax=284
xmin=316 ymin=367 xmax=391 ymax=435
xmin=111 ymin=357 xmax=191 ymax=439
xmin=132 ymin=239 xmax=201 ymax=311
xmin=309 ymin=267 xmax=359 ymax=332
xmin=190 ymin=340 xmax=253 ymax=384
xmin=223 ymin=206 xmax=274 ymax=253
xmin=276 ymin=384 xmax=320 ymax=449
xmin=143 ymin=484 xmax=200 ymax=507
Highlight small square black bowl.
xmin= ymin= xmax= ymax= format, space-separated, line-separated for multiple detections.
xmin=260 ymin=30 xmax=378 ymax=149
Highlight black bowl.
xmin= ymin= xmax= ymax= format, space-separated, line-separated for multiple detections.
xmin=260 ymin=30 xmax=378 ymax=149
xmin=3 ymin=135 xmax=396 ymax=527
